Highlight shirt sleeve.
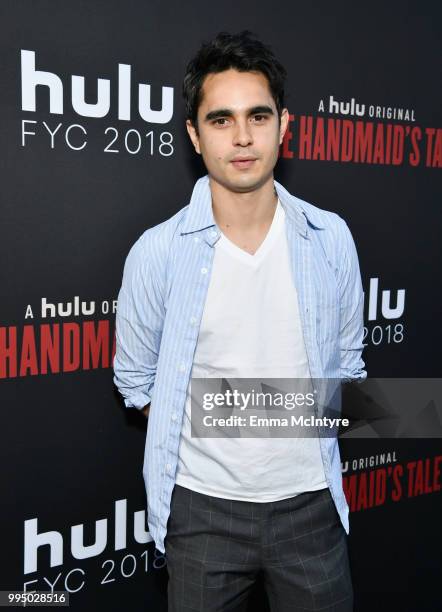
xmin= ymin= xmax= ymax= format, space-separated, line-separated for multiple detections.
xmin=112 ymin=235 xmax=164 ymax=410
xmin=337 ymin=217 xmax=367 ymax=384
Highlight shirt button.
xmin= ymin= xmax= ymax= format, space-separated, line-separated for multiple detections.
xmin=210 ymin=229 xmax=217 ymax=238
xmin=166 ymin=463 xmax=172 ymax=473
xmin=190 ymin=316 xmax=197 ymax=325
xmin=178 ymin=363 xmax=185 ymax=372
xmin=201 ymin=267 xmax=208 ymax=274
xmin=194 ymin=236 xmax=200 ymax=243
xmin=171 ymin=413 xmax=177 ymax=421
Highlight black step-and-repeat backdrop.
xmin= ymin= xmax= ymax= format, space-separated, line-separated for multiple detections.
xmin=1 ymin=1 xmax=441 ymax=611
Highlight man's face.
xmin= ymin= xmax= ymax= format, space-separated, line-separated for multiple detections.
xmin=186 ymin=68 xmax=289 ymax=193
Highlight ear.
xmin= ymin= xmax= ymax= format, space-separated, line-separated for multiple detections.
xmin=186 ymin=119 xmax=201 ymax=154
xmin=278 ymin=108 xmax=289 ymax=145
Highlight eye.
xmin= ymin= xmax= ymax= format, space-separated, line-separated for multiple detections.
xmin=252 ymin=114 xmax=268 ymax=122
xmin=213 ymin=118 xmax=229 ymax=126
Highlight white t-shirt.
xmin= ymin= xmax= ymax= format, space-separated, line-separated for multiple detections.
xmin=175 ymin=199 xmax=327 ymax=501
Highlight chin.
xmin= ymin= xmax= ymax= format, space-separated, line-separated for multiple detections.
xmin=235 ymin=170 xmax=270 ymax=189
xmin=209 ymin=167 xmax=268 ymax=193
xmin=228 ymin=176 xmax=262 ymax=192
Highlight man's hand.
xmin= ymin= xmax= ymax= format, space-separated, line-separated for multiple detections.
xmin=142 ymin=403 xmax=150 ymax=418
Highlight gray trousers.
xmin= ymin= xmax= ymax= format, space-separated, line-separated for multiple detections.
xmin=164 ymin=484 xmax=353 ymax=611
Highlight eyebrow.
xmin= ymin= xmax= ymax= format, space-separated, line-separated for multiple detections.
xmin=204 ymin=105 xmax=275 ymax=122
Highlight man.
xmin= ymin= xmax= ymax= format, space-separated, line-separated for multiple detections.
xmin=113 ymin=30 xmax=366 ymax=612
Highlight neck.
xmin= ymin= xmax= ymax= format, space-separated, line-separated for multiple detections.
xmin=209 ymin=174 xmax=278 ymax=231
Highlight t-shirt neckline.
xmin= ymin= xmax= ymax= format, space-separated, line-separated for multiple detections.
xmin=217 ymin=199 xmax=284 ymax=267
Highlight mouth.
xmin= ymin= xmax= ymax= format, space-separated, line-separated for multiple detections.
xmin=230 ymin=158 xmax=257 ymax=170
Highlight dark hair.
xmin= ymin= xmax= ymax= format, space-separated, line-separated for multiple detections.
xmin=182 ymin=30 xmax=287 ymax=133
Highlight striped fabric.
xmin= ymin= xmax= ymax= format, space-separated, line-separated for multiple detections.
xmin=113 ymin=174 xmax=367 ymax=554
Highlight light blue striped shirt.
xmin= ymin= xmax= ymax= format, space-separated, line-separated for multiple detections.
xmin=113 ymin=174 xmax=367 ymax=554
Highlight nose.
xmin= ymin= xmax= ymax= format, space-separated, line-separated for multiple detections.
xmin=232 ymin=117 xmax=253 ymax=147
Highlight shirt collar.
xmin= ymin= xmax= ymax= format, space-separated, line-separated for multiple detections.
xmin=180 ymin=174 xmax=325 ymax=239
